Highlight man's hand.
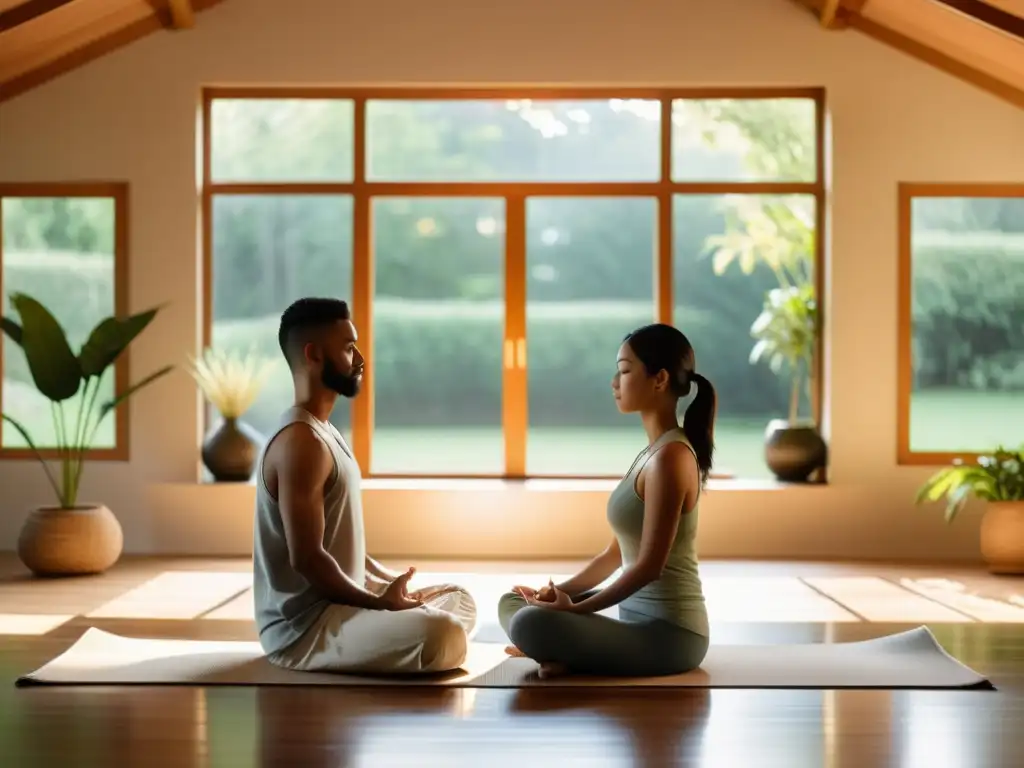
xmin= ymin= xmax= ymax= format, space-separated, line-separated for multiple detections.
xmin=377 ymin=568 xmax=423 ymax=611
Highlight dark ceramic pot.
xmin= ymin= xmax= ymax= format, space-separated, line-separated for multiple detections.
xmin=764 ymin=419 xmax=827 ymax=483
xmin=202 ymin=417 xmax=263 ymax=482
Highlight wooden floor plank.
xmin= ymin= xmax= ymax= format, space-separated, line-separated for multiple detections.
xmin=897 ymin=577 xmax=1024 ymax=623
xmin=0 ymin=554 xmax=1022 ymax=767
xmin=801 ymin=576 xmax=976 ymax=622
xmin=86 ymin=571 xmax=254 ymax=620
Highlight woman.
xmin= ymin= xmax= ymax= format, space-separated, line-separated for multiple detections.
xmin=498 ymin=323 xmax=716 ymax=678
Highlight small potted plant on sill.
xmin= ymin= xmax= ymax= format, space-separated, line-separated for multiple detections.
xmin=705 ymin=197 xmax=827 ymax=482
xmin=1 ymin=293 xmax=172 ymax=577
xmin=187 ymin=346 xmax=275 ymax=482
xmin=915 ymin=446 xmax=1024 ymax=574
xmin=748 ymin=281 xmax=827 ymax=482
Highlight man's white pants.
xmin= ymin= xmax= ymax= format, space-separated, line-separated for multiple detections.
xmin=267 ymin=579 xmax=477 ymax=675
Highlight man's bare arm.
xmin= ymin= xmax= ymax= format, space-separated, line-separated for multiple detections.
xmin=275 ymin=425 xmax=385 ymax=610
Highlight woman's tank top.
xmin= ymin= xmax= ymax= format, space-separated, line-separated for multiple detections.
xmin=606 ymin=427 xmax=709 ymax=637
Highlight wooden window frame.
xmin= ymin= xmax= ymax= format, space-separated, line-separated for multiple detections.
xmin=0 ymin=181 xmax=130 ymax=461
xmin=201 ymin=87 xmax=827 ymax=481
xmin=897 ymin=181 xmax=1024 ymax=466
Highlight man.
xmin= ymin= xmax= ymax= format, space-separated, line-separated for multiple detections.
xmin=253 ymin=297 xmax=476 ymax=674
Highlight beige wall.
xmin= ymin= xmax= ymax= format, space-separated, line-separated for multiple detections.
xmin=1 ymin=0 xmax=1022 ymax=561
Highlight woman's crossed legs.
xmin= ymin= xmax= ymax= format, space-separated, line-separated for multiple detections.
xmin=498 ymin=590 xmax=708 ymax=678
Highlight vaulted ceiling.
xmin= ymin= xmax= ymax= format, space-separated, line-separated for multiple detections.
xmin=795 ymin=0 xmax=1024 ymax=107
xmin=0 ymin=0 xmax=1022 ymax=106
xmin=0 ymin=0 xmax=223 ymax=101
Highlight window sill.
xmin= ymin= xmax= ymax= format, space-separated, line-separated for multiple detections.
xmin=359 ymin=477 xmax=821 ymax=492
xmin=192 ymin=474 xmax=825 ymax=493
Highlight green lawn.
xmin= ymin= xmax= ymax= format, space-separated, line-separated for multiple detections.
xmin=368 ymin=421 xmax=771 ymax=478
xmin=910 ymin=389 xmax=1024 ymax=453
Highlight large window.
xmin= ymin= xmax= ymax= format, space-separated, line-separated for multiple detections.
xmin=0 ymin=183 xmax=128 ymax=460
xmin=898 ymin=184 xmax=1024 ymax=464
xmin=204 ymin=89 xmax=824 ymax=480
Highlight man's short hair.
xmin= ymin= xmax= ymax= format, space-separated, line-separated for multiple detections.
xmin=278 ymin=297 xmax=351 ymax=370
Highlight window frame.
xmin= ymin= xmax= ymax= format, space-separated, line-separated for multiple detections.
xmin=896 ymin=181 xmax=1024 ymax=466
xmin=201 ymin=87 xmax=827 ymax=481
xmin=0 ymin=181 xmax=131 ymax=461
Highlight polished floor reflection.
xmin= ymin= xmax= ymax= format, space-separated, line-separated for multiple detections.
xmin=1 ymin=556 xmax=1022 ymax=767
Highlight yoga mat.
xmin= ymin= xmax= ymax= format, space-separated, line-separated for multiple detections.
xmin=16 ymin=626 xmax=992 ymax=690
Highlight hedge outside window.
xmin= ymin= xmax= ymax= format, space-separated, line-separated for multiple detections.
xmin=897 ymin=184 xmax=1024 ymax=465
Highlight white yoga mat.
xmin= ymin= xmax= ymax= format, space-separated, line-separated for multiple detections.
xmin=16 ymin=626 xmax=993 ymax=689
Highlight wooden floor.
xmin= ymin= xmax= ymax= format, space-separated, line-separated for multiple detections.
xmin=2 ymin=555 xmax=1023 ymax=767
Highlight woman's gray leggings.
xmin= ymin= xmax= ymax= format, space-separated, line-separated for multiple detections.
xmin=498 ymin=590 xmax=710 ymax=677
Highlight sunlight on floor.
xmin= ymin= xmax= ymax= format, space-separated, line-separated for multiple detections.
xmin=0 ymin=613 xmax=74 ymax=636
xmin=86 ymin=572 xmax=253 ymax=620
xmin=202 ymin=590 xmax=255 ymax=620
xmin=192 ymin=572 xmax=1024 ymax=626
xmin=898 ymin=578 xmax=1024 ymax=623
xmin=802 ymin=577 xmax=972 ymax=622
xmin=702 ymin=577 xmax=860 ymax=623
xmin=10 ymin=569 xmax=1024 ymax=635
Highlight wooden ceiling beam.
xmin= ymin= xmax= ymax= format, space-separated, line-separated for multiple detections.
xmin=0 ymin=0 xmax=74 ymax=33
xmin=792 ymin=0 xmax=870 ymax=29
xmin=850 ymin=5 xmax=1024 ymax=109
xmin=932 ymin=0 xmax=1024 ymax=39
xmin=166 ymin=0 xmax=193 ymax=29
xmin=788 ymin=0 xmax=1024 ymax=109
xmin=979 ymin=1 xmax=1024 ymax=21
xmin=820 ymin=0 xmax=843 ymax=27
xmin=0 ymin=0 xmax=222 ymax=102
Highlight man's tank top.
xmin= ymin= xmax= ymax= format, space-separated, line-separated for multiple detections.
xmin=252 ymin=406 xmax=366 ymax=655
xmin=606 ymin=427 xmax=709 ymax=637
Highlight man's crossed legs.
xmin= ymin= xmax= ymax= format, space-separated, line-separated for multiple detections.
xmin=268 ymin=577 xmax=477 ymax=675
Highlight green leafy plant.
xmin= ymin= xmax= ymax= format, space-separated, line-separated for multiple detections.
xmin=704 ymin=197 xmax=819 ymax=422
xmin=915 ymin=447 xmax=1024 ymax=523
xmin=749 ymin=283 xmax=818 ymax=423
xmin=0 ymin=293 xmax=172 ymax=509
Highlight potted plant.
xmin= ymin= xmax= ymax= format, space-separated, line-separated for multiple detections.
xmin=0 ymin=292 xmax=172 ymax=577
xmin=187 ymin=346 xmax=275 ymax=482
xmin=916 ymin=447 xmax=1024 ymax=574
xmin=749 ymin=282 xmax=826 ymax=482
xmin=705 ymin=197 xmax=826 ymax=482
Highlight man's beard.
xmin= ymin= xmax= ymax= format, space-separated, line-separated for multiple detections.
xmin=321 ymin=359 xmax=362 ymax=399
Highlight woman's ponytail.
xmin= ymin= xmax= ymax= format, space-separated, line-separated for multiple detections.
xmin=682 ymin=372 xmax=717 ymax=485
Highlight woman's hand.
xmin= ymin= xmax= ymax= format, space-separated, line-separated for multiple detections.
xmin=519 ymin=580 xmax=574 ymax=611
xmin=512 ymin=583 xmax=555 ymax=602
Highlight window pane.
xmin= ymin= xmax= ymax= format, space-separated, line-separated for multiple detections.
xmin=674 ymin=194 xmax=817 ymax=478
xmin=210 ymin=99 xmax=354 ymax=182
xmin=672 ymin=99 xmax=817 ymax=182
xmin=210 ymin=195 xmax=354 ymax=446
xmin=367 ymin=99 xmax=660 ymax=182
xmin=2 ymin=196 xmax=117 ymax=449
xmin=526 ymin=197 xmax=655 ymax=475
xmin=372 ymin=198 xmax=505 ymax=474
xmin=909 ymin=196 xmax=1024 ymax=452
